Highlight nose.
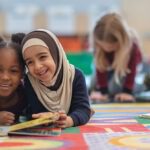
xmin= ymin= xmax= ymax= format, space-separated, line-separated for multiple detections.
xmin=34 ymin=61 xmax=43 ymax=72
xmin=1 ymin=72 xmax=10 ymax=81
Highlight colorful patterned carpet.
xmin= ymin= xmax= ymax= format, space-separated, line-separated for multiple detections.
xmin=1 ymin=103 xmax=150 ymax=150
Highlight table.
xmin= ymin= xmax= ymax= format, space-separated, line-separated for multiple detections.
xmin=1 ymin=103 xmax=150 ymax=150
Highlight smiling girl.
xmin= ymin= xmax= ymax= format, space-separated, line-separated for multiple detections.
xmin=21 ymin=29 xmax=91 ymax=128
xmin=0 ymin=33 xmax=26 ymax=125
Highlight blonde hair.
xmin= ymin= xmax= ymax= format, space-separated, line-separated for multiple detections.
xmin=93 ymin=12 xmax=141 ymax=78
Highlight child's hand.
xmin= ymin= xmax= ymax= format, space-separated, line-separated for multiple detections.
xmin=32 ymin=112 xmax=59 ymax=126
xmin=115 ymin=93 xmax=135 ymax=102
xmin=0 ymin=111 xmax=15 ymax=125
xmin=32 ymin=112 xmax=53 ymax=119
xmin=55 ymin=111 xmax=74 ymax=128
xmin=32 ymin=111 xmax=74 ymax=128
xmin=90 ymin=91 xmax=109 ymax=103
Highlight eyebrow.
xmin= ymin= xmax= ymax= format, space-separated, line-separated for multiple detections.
xmin=0 ymin=65 xmax=20 ymax=69
xmin=24 ymin=52 xmax=49 ymax=62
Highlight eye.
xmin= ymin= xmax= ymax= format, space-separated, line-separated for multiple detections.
xmin=11 ymin=70 xmax=18 ymax=73
xmin=40 ymin=55 xmax=47 ymax=60
xmin=10 ymin=68 xmax=20 ymax=74
xmin=26 ymin=60 xmax=33 ymax=66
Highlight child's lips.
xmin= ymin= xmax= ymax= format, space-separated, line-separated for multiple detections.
xmin=0 ymin=84 xmax=11 ymax=89
xmin=38 ymin=69 xmax=48 ymax=77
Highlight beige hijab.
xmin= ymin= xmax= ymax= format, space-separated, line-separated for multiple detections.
xmin=22 ymin=29 xmax=75 ymax=113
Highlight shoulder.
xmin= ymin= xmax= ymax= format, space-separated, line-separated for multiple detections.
xmin=75 ymin=67 xmax=84 ymax=76
xmin=131 ymin=42 xmax=141 ymax=54
xmin=73 ymin=68 xmax=85 ymax=83
xmin=72 ymin=68 xmax=87 ymax=91
xmin=130 ymin=42 xmax=142 ymax=62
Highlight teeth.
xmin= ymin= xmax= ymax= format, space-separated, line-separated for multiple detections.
xmin=0 ymin=84 xmax=10 ymax=89
xmin=39 ymin=70 xmax=46 ymax=76
xmin=0 ymin=84 xmax=9 ymax=87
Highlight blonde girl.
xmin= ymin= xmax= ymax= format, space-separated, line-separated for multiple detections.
xmin=90 ymin=12 xmax=142 ymax=102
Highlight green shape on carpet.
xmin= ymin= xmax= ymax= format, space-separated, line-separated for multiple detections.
xmin=135 ymin=116 xmax=150 ymax=124
xmin=62 ymin=127 xmax=80 ymax=134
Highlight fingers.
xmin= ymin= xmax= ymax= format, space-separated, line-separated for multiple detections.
xmin=90 ymin=91 xmax=109 ymax=103
xmin=0 ymin=111 xmax=15 ymax=125
xmin=32 ymin=111 xmax=71 ymax=128
xmin=32 ymin=112 xmax=52 ymax=118
xmin=115 ymin=93 xmax=135 ymax=102
xmin=55 ymin=113 xmax=68 ymax=128
xmin=5 ymin=113 xmax=15 ymax=125
xmin=32 ymin=113 xmax=42 ymax=118
xmin=55 ymin=120 xmax=66 ymax=128
xmin=90 ymin=91 xmax=102 ymax=100
xmin=59 ymin=113 xmax=67 ymax=120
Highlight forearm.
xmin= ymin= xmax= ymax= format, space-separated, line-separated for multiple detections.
xmin=69 ymin=108 xmax=91 ymax=126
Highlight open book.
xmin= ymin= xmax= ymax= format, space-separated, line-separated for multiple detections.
xmin=0 ymin=112 xmax=61 ymax=136
xmin=8 ymin=125 xmax=61 ymax=136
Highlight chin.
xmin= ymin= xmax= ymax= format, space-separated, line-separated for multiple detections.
xmin=0 ymin=93 xmax=13 ymax=99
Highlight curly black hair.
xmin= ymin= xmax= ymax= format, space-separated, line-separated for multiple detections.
xmin=0 ymin=33 xmax=26 ymax=73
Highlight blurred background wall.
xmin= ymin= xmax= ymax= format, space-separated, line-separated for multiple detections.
xmin=121 ymin=0 xmax=150 ymax=59
xmin=0 ymin=0 xmax=150 ymax=58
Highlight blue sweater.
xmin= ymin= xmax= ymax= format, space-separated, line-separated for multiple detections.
xmin=24 ymin=68 xmax=91 ymax=126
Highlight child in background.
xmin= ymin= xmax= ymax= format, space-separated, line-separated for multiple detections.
xmin=90 ymin=12 xmax=142 ymax=103
xmin=21 ymin=29 xmax=91 ymax=128
xmin=0 ymin=33 xmax=26 ymax=125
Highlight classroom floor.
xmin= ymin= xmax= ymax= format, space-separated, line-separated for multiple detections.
xmin=1 ymin=103 xmax=150 ymax=150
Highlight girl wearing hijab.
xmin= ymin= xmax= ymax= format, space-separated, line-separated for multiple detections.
xmin=21 ymin=29 xmax=91 ymax=128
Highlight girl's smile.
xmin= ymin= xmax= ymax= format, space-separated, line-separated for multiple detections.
xmin=0 ymin=83 xmax=11 ymax=90
xmin=24 ymin=45 xmax=56 ymax=86
xmin=0 ymin=48 xmax=22 ymax=97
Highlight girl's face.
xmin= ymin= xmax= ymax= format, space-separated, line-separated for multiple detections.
xmin=0 ymin=48 xmax=22 ymax=98
xmin=24 ymin=45 xmax=56 ymax=86
xmin=97 ymin=40 xmax=119 ymax=53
